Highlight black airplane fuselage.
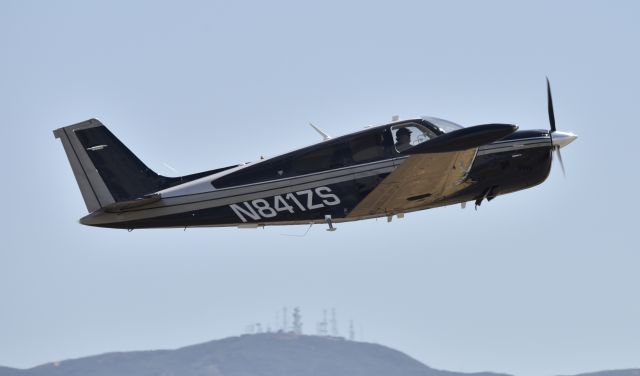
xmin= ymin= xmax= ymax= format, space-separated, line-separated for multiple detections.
xmin=54 ymin=117 xmax=555 ymax=230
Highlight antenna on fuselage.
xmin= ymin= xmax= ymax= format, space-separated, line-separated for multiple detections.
xmin=309 ymin=123 xmax=331 ymax=141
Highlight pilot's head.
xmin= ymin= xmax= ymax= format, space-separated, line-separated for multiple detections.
xmin=396 ymin=128 xmax=411 ymax=144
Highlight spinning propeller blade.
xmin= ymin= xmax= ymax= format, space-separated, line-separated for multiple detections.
xmin=547 ymin=77 xmax=556 ymax=133
xmin=546 ymin=77 xmax=577 ymax=177
xmin=555 ymin=147 xmax=566 ymax=177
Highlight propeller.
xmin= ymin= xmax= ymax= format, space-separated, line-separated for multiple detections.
xmin=546 ymin=77 xmax=577 ymax=176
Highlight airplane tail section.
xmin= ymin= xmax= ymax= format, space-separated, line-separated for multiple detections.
xmin=53 ymin=119 xmax=171 ymax=213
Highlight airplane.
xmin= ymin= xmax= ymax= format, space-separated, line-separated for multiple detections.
xmin=53 ymin=79 xmax=577 ymax=231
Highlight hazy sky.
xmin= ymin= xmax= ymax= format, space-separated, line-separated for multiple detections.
xmin=1 ymin=1 xmax=639 ymax=376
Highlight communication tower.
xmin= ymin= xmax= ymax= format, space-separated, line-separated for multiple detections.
xmin=330 ymin=308 xmax=339 ymax=336
xmin=283 ymin=307 xmax=288 ymax=332
xmin=317 ymin=309 xmax=328 ymax=336
xmin=292 ymin=307 xmax=303 ymax=335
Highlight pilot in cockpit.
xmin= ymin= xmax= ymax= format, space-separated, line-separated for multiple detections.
xmin=395 ymin=127 xmax=412 ymax=152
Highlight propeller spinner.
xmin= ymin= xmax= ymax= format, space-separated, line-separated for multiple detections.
xmin=546 ymin=77 xmax=577 ymax=176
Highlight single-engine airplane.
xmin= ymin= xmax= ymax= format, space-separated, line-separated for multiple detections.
xmin=54 ymin=79 xmax=576 ymax=231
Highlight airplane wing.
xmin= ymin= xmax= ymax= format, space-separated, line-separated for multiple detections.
xmin=347 ymin=123 xmax=517 ymax=218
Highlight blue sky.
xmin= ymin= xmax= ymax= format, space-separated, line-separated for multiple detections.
xmin=1 ymin=1 xmax=639 ymax=376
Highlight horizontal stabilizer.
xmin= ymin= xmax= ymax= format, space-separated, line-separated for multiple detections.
xmin=103 ymin=193 xmax=162 ymax=213
xmin=406 ymin=123 xmax=518 ymax=154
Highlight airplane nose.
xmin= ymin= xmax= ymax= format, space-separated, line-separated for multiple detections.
xmin=551 ymin=131 xmax=578 ymax=149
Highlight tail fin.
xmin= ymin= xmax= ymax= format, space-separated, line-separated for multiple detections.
xmin=53 ymin=119 xmax=171 ymax=213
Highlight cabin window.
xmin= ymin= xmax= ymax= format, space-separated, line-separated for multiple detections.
xmin=291 ymin=143 xmax=347 ymax=175
xmin=391 ymin=123 xmax=438 ymax=153
xmin=349 ymin=131 xmax=391 ymax=163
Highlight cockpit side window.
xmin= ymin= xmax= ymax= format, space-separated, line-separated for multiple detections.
xmin=391 ymin=123 xmax=438 ymax=153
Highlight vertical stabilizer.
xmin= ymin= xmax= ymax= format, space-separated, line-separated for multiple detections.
xmin=53 ymin=118 xmax=169 ymax=213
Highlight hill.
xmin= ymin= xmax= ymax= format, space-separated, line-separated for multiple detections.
xmin=0 ymin=367 xmax=20 ymax=376
xmin=0 ymin=333 xmax=508 ymax=376
xmin=562 ymin=370 xmax=640 ymax=376
xmin=2 ymin=334 xmax=637 ymax=376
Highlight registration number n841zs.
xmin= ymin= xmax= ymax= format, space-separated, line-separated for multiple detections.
xmin=229 ymin=186 xmax=341 ymax=223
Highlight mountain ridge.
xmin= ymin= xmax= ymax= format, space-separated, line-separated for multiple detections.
xmin=563 ymin=370 xmax=640 ymax=376
xmin=1 ymin=334 xmax=637 ymax=376
xmin=0 ymin=333 xmax=508 ymax=376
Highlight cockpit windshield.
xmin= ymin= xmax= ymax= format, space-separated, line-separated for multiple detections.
xmin=422 ymin=116 xmax=464 ymax=133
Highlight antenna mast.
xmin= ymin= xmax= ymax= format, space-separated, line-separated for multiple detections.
xmin=331 ymin=308 xmax=339 ymax=336
xmin=309 ymin=123 xmax=331 ymax=141
xmin=292 ymin=307 xmax=303 ymax=335
xmin=317 ymin=309 xmax=328 ymax=336
xmin=283 ymin=307 xmax=288 ymax=332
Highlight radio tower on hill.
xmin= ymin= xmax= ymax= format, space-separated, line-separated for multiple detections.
xmin=292 ymin=307 xmax=303 ymax=335
xmin=283 ymin=307 xmax=288 ymax=332
xmin=330 ymin=308 xmax=339 ymax=336
xmin=317 ymin=309 xmax=328 ymax=335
